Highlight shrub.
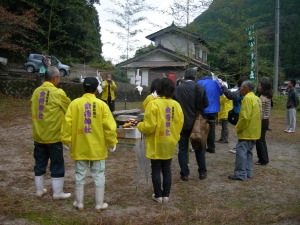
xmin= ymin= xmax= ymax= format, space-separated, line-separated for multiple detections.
xmin=272 ymin=94 xmax=287 ymax=106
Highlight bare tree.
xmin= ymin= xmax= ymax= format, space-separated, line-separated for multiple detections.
xmin=162 ymin=0 xmax=212 ymax=61
xmin=166 ymin=0 xmax=212 ymax=26
xmin=105 ymin=0 xmax=155 ymax=60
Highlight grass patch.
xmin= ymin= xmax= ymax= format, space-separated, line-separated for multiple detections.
xmin=115 ymin=101 xmax=144 ymax=112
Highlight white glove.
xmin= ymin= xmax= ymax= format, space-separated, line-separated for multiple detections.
xmin=108 ymin=145 xmax=116 ymax=152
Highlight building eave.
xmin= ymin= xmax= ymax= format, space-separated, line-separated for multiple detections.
xmin=146 ymin=23 xmax=208 ymax=46
xmin=116 ymin=45 xmax=214 ymax=71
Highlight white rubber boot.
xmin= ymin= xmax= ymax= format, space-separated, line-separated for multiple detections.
xmin=95 ymin=188 xmax=108 ymax=212
xmin=35 ymin=175 xmax=47 ymax=197
xmin=73 ymin=187 xmax=84 ymax=211
xmin=51 ymin=177 xmax=71 ymax=200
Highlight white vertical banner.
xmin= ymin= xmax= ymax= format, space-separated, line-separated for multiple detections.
xmin=246 ymin=26 xmax=255 ymax=81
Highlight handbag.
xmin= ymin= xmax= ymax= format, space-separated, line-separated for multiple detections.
xmin=190 ymin=113 xmax=202 ymax=140
xmin=228 ymin=110 xmax=239 ymax=125
xmin=189 ymin=84 xmax=210 ymax=149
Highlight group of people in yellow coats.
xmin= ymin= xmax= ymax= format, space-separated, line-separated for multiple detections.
xmin=31 ymin=66 xmax=263 ymax=210
xmin=31 ymin=67 xmax=117 ymax=212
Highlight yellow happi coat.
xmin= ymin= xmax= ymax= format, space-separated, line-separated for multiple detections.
xmin=31 ymin=81 xmax=71 ymax=143
xmin=137 ymin=97 xmax=184 ymax=160
xmin=61 ymin=93 xmax=117 ymax=160
xmin=236 ymin=92 xmax=262 ymax=140
xmin=101 ymin=80 xmax=117 ymax=101
xmin=218 ymin=95 xmax=233 ymax=119
xmin=143 ymin=94 xmax=155 ymax=109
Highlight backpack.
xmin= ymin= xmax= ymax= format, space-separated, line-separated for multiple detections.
xmin=228 ymin=110 xmax=239 ymax=125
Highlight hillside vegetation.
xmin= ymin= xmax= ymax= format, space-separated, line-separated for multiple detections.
xmin=191 ymin=0 xmax=300 ymax=80
xmin=1 ymin=0 xmax=102 ymax=64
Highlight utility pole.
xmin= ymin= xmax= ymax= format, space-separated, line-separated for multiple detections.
xmin=273 ymin=0 xmax=280 ymax=94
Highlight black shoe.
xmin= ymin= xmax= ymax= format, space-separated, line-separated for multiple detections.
xmin=199 ymin=173 xmax=207 ymax=180
xmin=228 ymin=175 xmax=243 ymax=181
xmin=180 ymin=175 xmax=189 ymax=181
xmin=255 ymin=162 xmax=267 ymax=165
xmin=206 ymin=149 xmax=215 ymax=153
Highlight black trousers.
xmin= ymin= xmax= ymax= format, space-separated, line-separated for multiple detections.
xmin=205 ymin=113 xmax=217 ymax=151
xmin=255 ymin=119 xmax=269 ymax=164
xmin=178 ymin=129 xmax=207 ymax=176
xmin=151 ymin=159 xmax=172 ymax=198
xmin=103 ymin=95 xmax=115 ymax=112
xmin=34 ymin=142 xmax=65 ymax=177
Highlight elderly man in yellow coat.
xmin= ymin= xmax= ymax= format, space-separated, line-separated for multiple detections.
xmin=228 ymin=80 xmax=262 ymax=181
xmin=31 ymin=66 xmax=71 ymax=200
xmin=61 ymin=77 xmax=117 ymax=212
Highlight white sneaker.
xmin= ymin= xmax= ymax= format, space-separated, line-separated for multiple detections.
xmin=229 ymin=148 xmax=236 ymax=154
xmin=152 ymin=194 xmax=162 ymax=203
xmin=286 ymin=129 xmax=295 ymax=133
xmin=284 ymin=128 xmax=289 ymax=132
xmin=162 ymin=197 xmax=169 ymax=203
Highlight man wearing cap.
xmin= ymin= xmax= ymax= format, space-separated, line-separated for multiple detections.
xmin=31 ymin=66 xmax=71 ymax=199
xmin=101 ymin=74 xmax=117 ymax=112
xmin=61 ymin=77 xmax=117 ymax=212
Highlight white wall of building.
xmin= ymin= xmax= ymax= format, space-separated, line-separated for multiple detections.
xmin=141 ymin=70 xmax=149 ymax=86
xmin=127 ymin=69 xmax=149 ymax=86
xmin=127 ymin=70 xmax=136 ymax=85
xmin=154 ymin=33 xmax=209 ymax=62
xmin=154 ymin=33 xmax=195 ymax=57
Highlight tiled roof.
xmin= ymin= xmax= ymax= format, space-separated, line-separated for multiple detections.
xmin=146 ymin=23 xmax=208 ymax=46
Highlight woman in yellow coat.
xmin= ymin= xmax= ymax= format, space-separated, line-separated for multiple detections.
xmin=143 ymin=78 xmax=160 ymax=109
xmin=217 ymin=95 xmax=233 ymax=143
xmin=137 ymin=78 xmax=184 ymax=203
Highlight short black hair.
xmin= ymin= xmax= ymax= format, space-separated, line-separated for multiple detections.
xmin=83 ymin=77 xmax=99 ymax=93
xmin=184 ymin=69 xmax=197 ymax=81
xmin=237 ymin=77 xmax=248 ymax=87
xmin=290 ymin=80 xmax=296 ymax=87
xmin=150 ymin=78 xmax=160 ymax=93
xmin=156 ymin=78 xmax=175 ymax=98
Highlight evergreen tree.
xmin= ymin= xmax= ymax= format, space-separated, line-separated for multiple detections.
xmin=192 ymin=0 xmax=300 ymax=80
xmin=0 ymin=6 xmax=38 ymax=52
xmin=1 ymin=0 xmax=102 ymax=63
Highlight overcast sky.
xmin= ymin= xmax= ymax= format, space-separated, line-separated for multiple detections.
xmin=95 ymin=0 xmax=174 ymax=64
xmin=95 ymin=0 xmax=209 ymax=65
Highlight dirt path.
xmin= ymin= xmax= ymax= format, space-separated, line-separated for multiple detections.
xmin=0 ymin=102 xmax=299 ymax=224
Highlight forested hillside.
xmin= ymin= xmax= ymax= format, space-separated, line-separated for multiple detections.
xmin=1 ymin=0 xmax=102 ymax=63
xmin=192 ymin=0 xmax=300 ymax=80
